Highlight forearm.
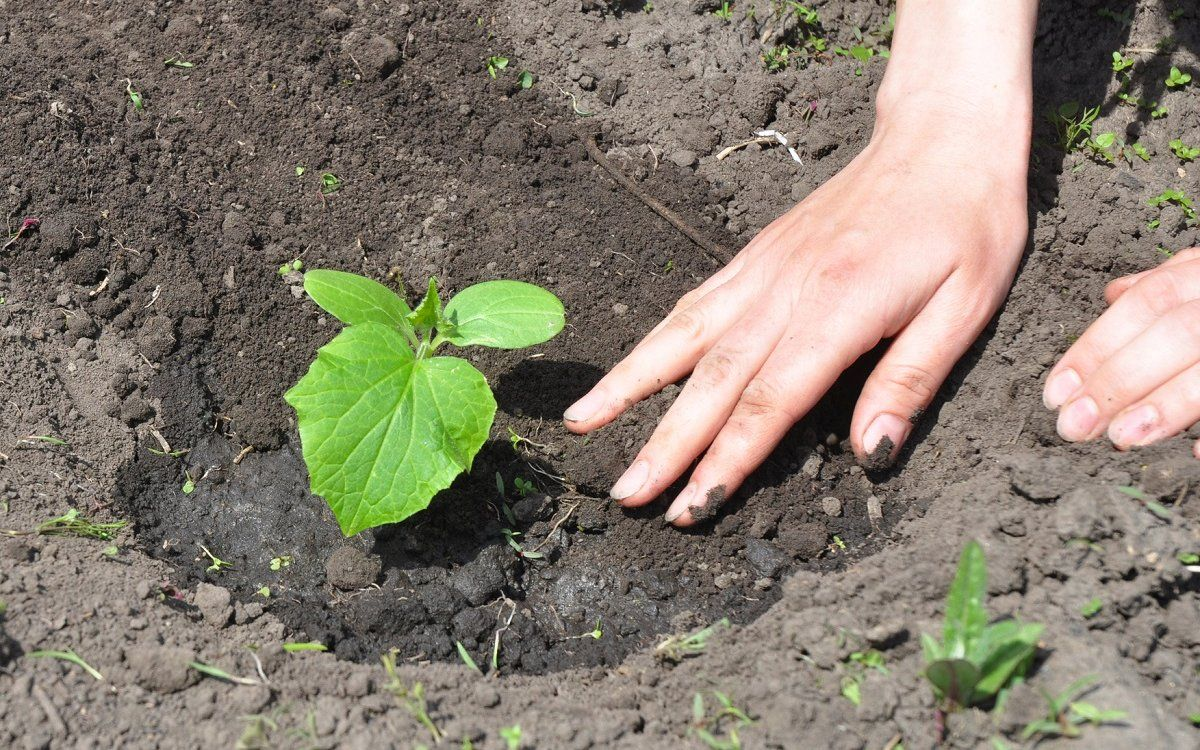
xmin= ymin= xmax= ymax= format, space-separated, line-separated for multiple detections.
xmin=873 ymin=0 xmax=1039 ymax=175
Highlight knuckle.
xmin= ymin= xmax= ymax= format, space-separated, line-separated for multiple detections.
xmin=666 ymin=308 xmax=707 ymax=341
xmin=690 ymin=350 xmax=739 ymax=391
xmin=736 ymin=376 xmax=786 ymax=420
xmin=1171 ymin=300 xmax=1200 ymax=343
xmin=1136 ymin=272 xmax=1185 ymax=316
xmin=875 ymin=363 xmax=939 ymax=405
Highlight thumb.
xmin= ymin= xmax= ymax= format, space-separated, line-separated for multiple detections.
xmin=850 ymin=282 xmax=994 ymax=468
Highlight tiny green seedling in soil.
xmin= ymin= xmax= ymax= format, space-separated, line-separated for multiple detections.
xmin=690 ymin=691 xmax=754 ymax=750
xmin=1049 ymin=102 xmax=1100 ymax=153
xmin=28 ymin=648 xmax=104 ymax=680
xmin=164 ymin=55 xmax=195 ymax=69
xmin=1110 ymin=51 xmax=1134 ymax=72
xmin=282 ymin=641 xmax=328 ymax=653
xmin=1147 ymin=189 xmax=1198 ymax=224
xmin=277 ymin=258 xmax=304 ymax=276
xmin=455 ymin=641 xmax=482 ymax=674
xmin=920 ymin=540 xmax=1043 ymax=709
xmin=1177 ymin=551 xmax=1200 ymax=565
xmin=22 ymin=434 xmax=68 ymax=446
xmin=499 ymin=725 xmax=523 ymax=750
xmin=566 ymin=618 xmax=603 ymax=641
xmin=1166 ymin=66 xmax=1192 ymax=88
xmin=269 ymin=554 xmax=292 ymax=571
xmin=1080 ymin=597 xmax=1103 ymax=618
xmin=1170 ymin=139 xmax=1200 ymax=162
xmin=840 ymin=649 xmax=888 ymax=706
xmin=35 ymin=508 xmax=126 ymax=540
xmin=518 ymin=70 xmax=533 ymax=89
xmin=286 ymin=270 xmax=564 ymax=535
xmin=382 ymin=648 xmax=443 ymax=743
xmin=102 ymin=544 xmax=119 ymax=558
xmin=198 ymin=543 xmax=233 ymax=574
xmin=655 ymin=618 xmax=730 ymax=664
xmin=513 ymin=476 xmax=534 ymax=497
xmin=485 ymin=55 xmax=509 ymax=78
xmin=762 ymin=45 xmax=792 ymax=72
xmin=319 ymin=172 xmax=342 ymax=195
xmin=714 ymin=2 xmax=733 ymax=21
xmin=125 ymin=79 xmax=144 ymax=110
xmin=501 ymin=528 xmax=545 ymax=560
xmin=1021 ymin=675 xmax=1128 ymax=740
xmin=256 ymin=585 xmax=271 ymax=598
xmin=189 ymin=660 xmax=260 ymax=685
xmin=182 ymin=470 xmax=196 ymax=494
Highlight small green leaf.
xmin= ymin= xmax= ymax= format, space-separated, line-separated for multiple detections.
xmin=1081 ymin=597 xmax=1103 ymax=618
xmin=188 ymin=660 xmax=260 ymax=685
xmin=841 ymin=676 xmax=861 ymax=706
xmin=443 ymin=280 xmax=565 ymax=349
xmin=456 ymin=641 xmax=482 ymax=674
xmin=285 ymin=323 xmax=496 ymax=536
xmin=408 ymin=277 xmax=443 ymax=333
xmin=1177 ymin=552 xmax=1199 ymax=564
xmin=303 ymin=270 xmax=413 ymax=329
xmin=518 ymin=71 xmax=533 ymax=89
xmin=926 ymin=658 xmax=981 ymax=706
xmin=943 ymin=541 xmax=988 ymax=659
xmin=972 ymin=623 xmax=1042 ymax=700
xmin=28 ymin=649 xmax=104 ymax=680
xmin=1070 ymin=701 xmax=1128 ymax=724
xmin=283 ymin=641 xmax=328 ymax=653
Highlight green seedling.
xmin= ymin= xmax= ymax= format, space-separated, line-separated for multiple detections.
xmin=921 ymin=541 xmax=1043 ymax=709
xmin=1131 ymin=142 xmax=1151 ymax=162
xmin=286 ymin=270 xmax=563 ymax=535
xmin=455 ymin=641 xmax=482 ymax=673
xmin=513 ymin=476 xmax=534 ymax=497
xmin=762 ymin=45 xmax=793 ymax=72
xmin=382 ymin=649 xmax=443 ymax=743
xmin=282 ymin=641 xmax=327 ymax=653
xmin=501 ymin=528 xmax=545 ymax=560
xmin=1111 ymin=51 xmax=1134 ymax=72
xmin=689 ymin=691 xmax=754 ymax=750
xmin=277 ymin=258 xmax=304 ymax=276
xmin=148 ymin=446 xmax=189 ymax=458
xmin=1166 ymin=67 xmax=1192 ymax=88
xmin=22 ymin=434 xmax=68 ymax=446
xmin=295 ymin=165 xmax=306 ymax=176
xmin=1190 ymin=713 xmax=1200 ymax=726
xmin=164 ymin=55 xmax=195 ymax=68
xmin=319 ymin=172 xmax=342 ymax=194
xmin=1049 ymin=102 xmax=1100 ymax=153
xmin=499 ymin=725 xmax=522 ymax=750
xmin=840 ymin=649 xmax=888 ymax=706
xmin=269 ymin=554 xmax=292 ymax=571
xmin=28 ymin=648 xmax=104 ymax=680
xmin=566 ymin=618 xmax=603 ymax=641
xmin=663 ymin=259 xmax=675 ymax=273
xmin=1147 ymin=190 xmax=1198 ymax=224
xmin=189 ymin=660 xmax=260 ymax=685
xmin=714 ymin=2 xmax=733 ymax=21
xmin=1152 ymin=103 xmax=1169 ymax=119
xmin=1177 ymin=552 xmax=1199 ymax=564
xmin=655 ymin=618 xmax=730 ymax=663
xmin=125 ymin=79 xmax=144 ymax=110
xmin=1021 ymin=676 xmax=1128 ymax=740
xmin=198 ymin=544 xmax=233 ymax=574
xmin=256 ymin=585 xmax=271 ymax=598
xmin=182 ymin=471 xmax=196 ymax=494
xmin=1080 ymin=597 xmax=1103 ymax=618
xmin=1170 ymin=139 xmax=1200 ymax=161
xmin=35 ymin=508 xmax=126 ymax=540
xmin=486 ymin=55 xmax=509 ymax=78
xmin=1097 ymin=7 xmax=1132 ymax=27
xmin=102 ymin=544 xmax=119 ymax=558
xmin=831 ymin=534 xmax=847 ymax=551
xmin=518 ymin=70 xmax=533 ymax=89
xmin=788 ymin=2 xmax=819 ymax=25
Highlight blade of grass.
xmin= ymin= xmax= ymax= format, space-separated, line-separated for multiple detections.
xmin=28 ymin=649 xmax=104 ymax=680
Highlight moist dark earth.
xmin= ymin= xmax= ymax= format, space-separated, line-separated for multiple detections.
xmin=1 ymin=0 xmax=1200 ymax=748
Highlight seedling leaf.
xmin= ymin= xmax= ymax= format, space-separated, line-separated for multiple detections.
xmin=443 ymin=280 xmax=565 ymax=349
xmin=189 ymin=660 xmax=260 ymax=685
xmin=28 ymin=649 xmax=104 ymax=680
xmin=926 ymin=658 xmax=980 ymax=706
xmin=455 ymin=641 xmax=482 ymax=674
xmin=303 ymin=270 xmax=413 ymax=329
xmin=408 ymin=277 xmax=443 ymax=333
xmin=285 ymin=322 xmax=496 ymax=535
xmin=942 ymin=540 xmax=987 ymax=659
xmin=282 ymin=641 xmax=327 ymax=653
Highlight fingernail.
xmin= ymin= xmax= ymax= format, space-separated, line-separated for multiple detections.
xmin=863 ymin=413 xmax=911 ymax=463
xmin=665 ymin=484 xmax=698 ymax=523
xmin=1043 ymin=368 xmax=1082 ymax=409
xmin=1056 ymin=396 xmax=1098 ymax=441
xmin=1108 ymin=404 xmax=1160 ymax=447
xmin=564 ymin=388 xmax=605 ymax=423
xmin=610 ymin=460 xmax=649 ymax=501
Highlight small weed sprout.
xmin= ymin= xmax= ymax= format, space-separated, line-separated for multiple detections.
xmin=269 ymin=554 xmax=292 ymax=571
xmin=282 ymin=641 xmax=327 ymax=653
xmin=189 ymin=660 xmax=260 ymax=685
xmin=840 ymin=649 xmax=888 ymax=706
xmin=381 ymin=649 xmax=443 ymax=743
xmin=1166 ymin=66 xmax=1192 ymax=88
xmin=518 ymin=70 xmax=533 ymax=89
xmin=499 ymin=725 xmax=523 ymax=750
xmin=513 ymin=476 xmax=534 ymax=497
xmin=486 ymin=55 xmax=509 ymax=78
xmin=198 ymin=543 xmax=233 ymax=574
xmin=182 ymin=470 xmax=196 ymax=494
xmin=164 ymin=55 xmax=195 ymax=69
xmin=500 ymin=528 xmax=545 ymax=560
xmin=1147 ymin=189 xmax=1198 ymax=225
xmin=319 ymin=172 xmax=342 ymax=195
xmin=689 ymin=691 xmax=754 ymax=750
xmin=455 ymin=640 xmax=482 ymax=674
xmin=1080 ymin=597 xmax=1103 ymax=618
xmin=762 ymin=45 xmax=792 ymax=71
xmin=125 ymin=79 xmax=144 ymax=110
xmin=714 ymin=2 xmax=733 ymax=21
xmin=1049 ymin=102 xmax=1100 ymax=153
xmin=656 ymin=618 xmax=731 ymax=664
xmin=1021 ymin=676 xmax=1128 ymax=740
xmin=1170 ymin=139 xmax=1200 ymax=162
xmin=28 ymin=648 xmax=104 ymax=680
xmin=35 ymin=508 xmax=126 ymax=540
xmin=921 ymin=541 xmax=1043 ymax=709
xmin=1110 ymin=51 xmax=1134 ymax=72
xmin=1177 ymin=551 xmax=1200 ymax=565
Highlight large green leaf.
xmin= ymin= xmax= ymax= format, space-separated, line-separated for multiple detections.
xmin=303 ymin=270 xmax=412 ymax=329
xmin=973 ymin=622 xmax=1043 ymax=700
xmin=943 ymin=540 xmax=988 ymax=659
xmin=284 ymin=322 xmax=496 ymax=536
xmin=443 ymin=280 xmax=565 ymax=349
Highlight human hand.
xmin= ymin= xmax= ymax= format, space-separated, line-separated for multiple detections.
xmin=563 ymin=110 xmax=1031 ymax=525
xmin=1044 ymin=247 xmax=1200 ymax=457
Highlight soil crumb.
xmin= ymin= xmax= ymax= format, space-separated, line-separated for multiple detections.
xmin=863 ymin=435 xmax=896 ymax=472
xmin=690 ymin=485 xmax=727 ymax=523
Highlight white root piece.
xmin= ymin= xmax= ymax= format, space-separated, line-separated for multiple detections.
xmin=717 ymin=130 xmax=803 ymax=165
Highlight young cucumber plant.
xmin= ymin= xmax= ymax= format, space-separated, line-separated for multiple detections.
xmin=921 ymin=541 xmax=1043 ymax=709
xmin=286 ymin=270 xmax=564 ymax=535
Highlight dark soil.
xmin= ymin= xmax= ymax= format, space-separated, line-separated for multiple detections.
xmin=2 ymin=0 xmax=1200 ymax=747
